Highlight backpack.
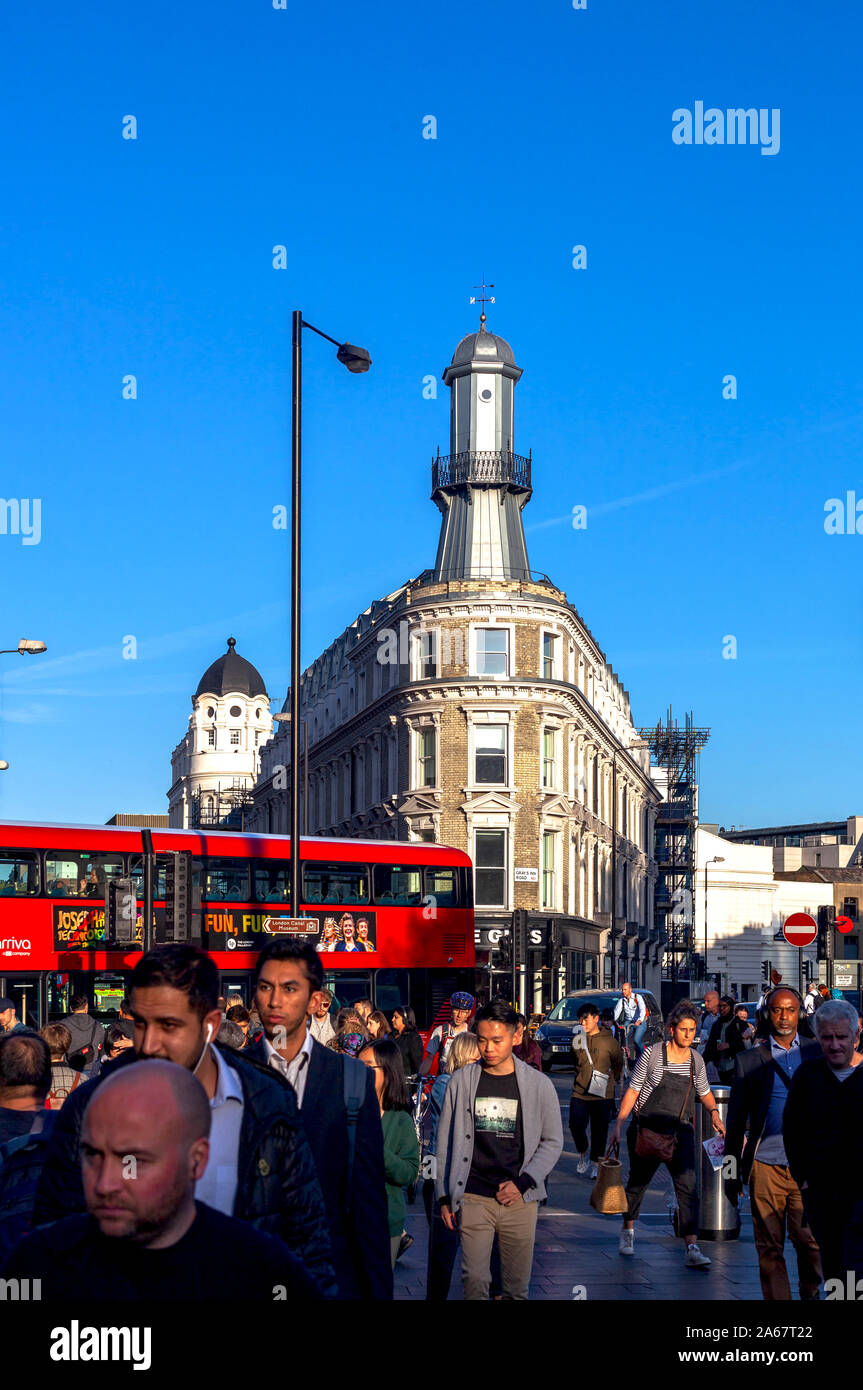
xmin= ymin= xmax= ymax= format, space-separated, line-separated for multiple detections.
xmin=68 ymin=1017 xmax=103 ymax=1072
xmin=0 ymin=1113 xmax=57 ymax=1261
xmin=343 ymin=1057 xmax=367 ymax=1214
xmin=47 ymin=1066 xmax=83 ymax=1110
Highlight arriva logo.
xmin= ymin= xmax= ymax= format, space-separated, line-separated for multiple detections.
xmin=0 ymin=938 xmax=31 ymax=953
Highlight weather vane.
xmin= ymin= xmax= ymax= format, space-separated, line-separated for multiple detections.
xmin=469 ymin=275 xmax=495 ymax=329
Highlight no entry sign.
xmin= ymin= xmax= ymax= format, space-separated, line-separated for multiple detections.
xmin=782 ymin=912 xmax=818 ymax=948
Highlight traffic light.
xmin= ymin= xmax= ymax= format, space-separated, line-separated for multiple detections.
xmin=761 ymin=958 xmax=773 ymax=983
xmin=802 ymin=957 xmax=815 ymax=985
xmin=512 ymin=909 xmax=528 ymax=970
xmin=818 ymin=905 xmax=835 ymax=961
xmin=106 ymin=878 xmax=137 ymax=944
xmin=164 ymin=853 xmax=192 ymax=943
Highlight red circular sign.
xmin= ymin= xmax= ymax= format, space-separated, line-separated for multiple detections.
xmin=782 ymin=912 xmax=818 ymax=948
xmin=836 ymin=915 xmax=855 ymax=935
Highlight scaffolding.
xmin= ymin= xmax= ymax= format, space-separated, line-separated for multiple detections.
xmin=190 ymin=781 xmax=256 ymax=831
xmin=637 ymin=709 xmax=710 ymax=1002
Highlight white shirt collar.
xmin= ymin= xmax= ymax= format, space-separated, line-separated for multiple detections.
xmin=210 ymin=1044 xmax=244 ymax=1107
xmin=264 ymin=1026 xmax=313 ymax=1073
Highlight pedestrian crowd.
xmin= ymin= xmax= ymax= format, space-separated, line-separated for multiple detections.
xmin=1 ymin=965 xmax=859 ymax=1302
xmin=0 ymin=952 xmax=563 ymax=1300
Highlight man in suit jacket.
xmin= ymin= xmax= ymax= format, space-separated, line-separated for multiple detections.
xmin=248 ymin=938 xmax=392 ymax=1300
xmin=725 ymin=986 xmax=822 ymax=1300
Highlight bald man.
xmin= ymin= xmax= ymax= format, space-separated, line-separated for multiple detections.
xmin=1 ymin=1060 xmax=322 ymax=1300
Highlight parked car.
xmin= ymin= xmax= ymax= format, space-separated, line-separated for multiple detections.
xmin=534 ymin=989 xmax=664 ymax=1072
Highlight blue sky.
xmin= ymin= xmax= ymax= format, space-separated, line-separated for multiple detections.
xmin=0 ymin=0 xmax=860 ymax=829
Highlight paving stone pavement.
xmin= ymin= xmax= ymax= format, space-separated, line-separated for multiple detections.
xmin=393 ymin=1070 xmax=805 ymax=1302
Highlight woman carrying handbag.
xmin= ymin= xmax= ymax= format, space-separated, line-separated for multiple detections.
xmin=609 ymin=1000 xmax=725 ymax=1269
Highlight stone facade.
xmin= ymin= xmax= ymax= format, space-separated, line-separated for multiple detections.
xmin=247 ymin=320 xmax=663 ymax=1010
xmin=248 ymin=573 xmax=662 ymax=1008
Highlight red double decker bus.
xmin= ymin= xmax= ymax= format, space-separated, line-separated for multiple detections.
xmin=0 ymin=822 xmax=475 ymax=1031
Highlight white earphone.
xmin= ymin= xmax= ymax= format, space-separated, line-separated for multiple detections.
xmin=193 ymin=1022 xmax=215 ymax=1075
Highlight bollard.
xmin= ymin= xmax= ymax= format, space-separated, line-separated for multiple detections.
xmin=695 ymin=1085 xmax=741 ymax=1242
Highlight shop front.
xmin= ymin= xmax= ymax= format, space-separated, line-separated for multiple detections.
xmin=474 ymin=917 xmax=601 ymax=1015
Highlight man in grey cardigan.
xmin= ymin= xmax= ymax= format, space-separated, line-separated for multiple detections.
xmin=435 ymin=998 xmax=563 ymax=1299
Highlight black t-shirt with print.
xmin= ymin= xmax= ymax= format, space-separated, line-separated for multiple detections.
xmin=465 ymin=1067 xmax=524 ymax=1197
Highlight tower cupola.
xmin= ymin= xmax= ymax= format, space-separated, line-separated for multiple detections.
xmin=431 ymin=308 xmax=532 ymax=582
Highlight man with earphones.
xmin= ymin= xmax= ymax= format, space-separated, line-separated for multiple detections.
xmin=33 ymin=944 xmax=336 ymax=1298
xmin=724 ymin=985 xmax=822 ymax=1301
xmin=3 ymin=1060 xmax=322 ymax=1300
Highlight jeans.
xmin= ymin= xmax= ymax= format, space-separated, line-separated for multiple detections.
xmin=624 ymin=1121 xmax=698 ymax=1237
xmin=569 ymin=1097 xmax=613 ymax=1161
xmin=423 ymin=1178 xmax=460 ymax=1301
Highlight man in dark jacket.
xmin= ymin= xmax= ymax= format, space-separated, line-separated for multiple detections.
xmin=703 ymin=996 xmax=747 ymax=1084
xmin=34 ymin=944 xmax=335 ymax=1297
xmin=247 ymin=938 xmax=392 ymax=1300
xmin=59 ymin=994 xmax=106 ymax=1070
xmin=725 ymin=986 xmax=822 ymax=1300
xmin=783 ymin=998 xmax=863 ymax=1285
xmin=5 ymin=1059 xmax=321 ymax=1301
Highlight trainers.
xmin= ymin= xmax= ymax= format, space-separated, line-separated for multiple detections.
xmin=576 ymin=1152 xmax=589 ymax=1175
xmin=396 ymin=1233 xmax=413 ymax=1262
xmin=684 ymin=1243 xmax=711 ymax=1269
xmin=587 ymin=1161 xmax=598 ymax=1179
xmin=618 ymin=1229 xmax=635 ymax=1257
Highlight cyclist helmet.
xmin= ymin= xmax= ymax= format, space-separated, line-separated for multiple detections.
xmin=450 ymin=991 xmax=475 ymax=1013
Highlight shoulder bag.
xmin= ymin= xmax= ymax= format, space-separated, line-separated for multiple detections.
xmin=634 ymin=1045 xmax=695 ymax=1163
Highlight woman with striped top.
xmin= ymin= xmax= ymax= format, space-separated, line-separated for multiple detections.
xmin=609 ymin=1000 xmax=725 ymax=1269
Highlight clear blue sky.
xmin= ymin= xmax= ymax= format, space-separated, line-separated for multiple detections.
xmin=0 ymin=0 xmax=860 ymax=830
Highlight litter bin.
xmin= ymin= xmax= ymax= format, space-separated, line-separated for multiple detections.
xmin=695 ymin=1085 xmax=740 ymax=1242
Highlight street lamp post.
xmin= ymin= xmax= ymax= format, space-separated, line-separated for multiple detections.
xmin=289 ymin=314 xmax=370 ymax=916
xmin=704 ymin=855 xmax=725 ymax=990
xmin=611 ymin=750 xmax=617 ymax=988
xmin=0 ymin=642 xmax=48 ymax=769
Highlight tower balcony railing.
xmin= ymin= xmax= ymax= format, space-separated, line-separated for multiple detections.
xmin=432 ymin=449 xmax=532 ymax=492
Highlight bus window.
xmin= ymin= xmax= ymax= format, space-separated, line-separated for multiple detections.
xmin=45 ymin=851 xmax=125 ymax=899
xmin=203 ymin=859 xmax=250 ymax=902
xmin=374 ymin=969 xmax=410 ymax=1016
xmin=0 ymin=849 xmax=39 ymax=896
xmin=302 ymin=862 xmax=369 ymax=905
xmin=253 ymin=860 xmax=290 ymax=902
xmin=93 ymin=976 xmax=126 ymax=1017
xmin=323 ymin=973 xmax=372 ymax=1011
xmin=373 ymin=865 xmax=422 ymax=905
xmin=128 ymin=856 xmax=171 ymax=899
xmin=424 ymin=867 xmax=459 ymax=908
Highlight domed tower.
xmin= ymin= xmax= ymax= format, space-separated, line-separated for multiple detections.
xmin=168 ymin=638 xmax=273 ymax=828
xmin=431 ymin=315 xmax=532 ymax=581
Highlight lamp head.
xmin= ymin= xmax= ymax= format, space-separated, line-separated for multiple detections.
xmin=18 ymin=640 xmax=47 ymax=654
xmin=336 ymin=343 xmax=372 ymax=374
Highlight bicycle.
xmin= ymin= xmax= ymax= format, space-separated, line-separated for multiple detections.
xmin=405 ymin=1072 xmax=434 ymax=1203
